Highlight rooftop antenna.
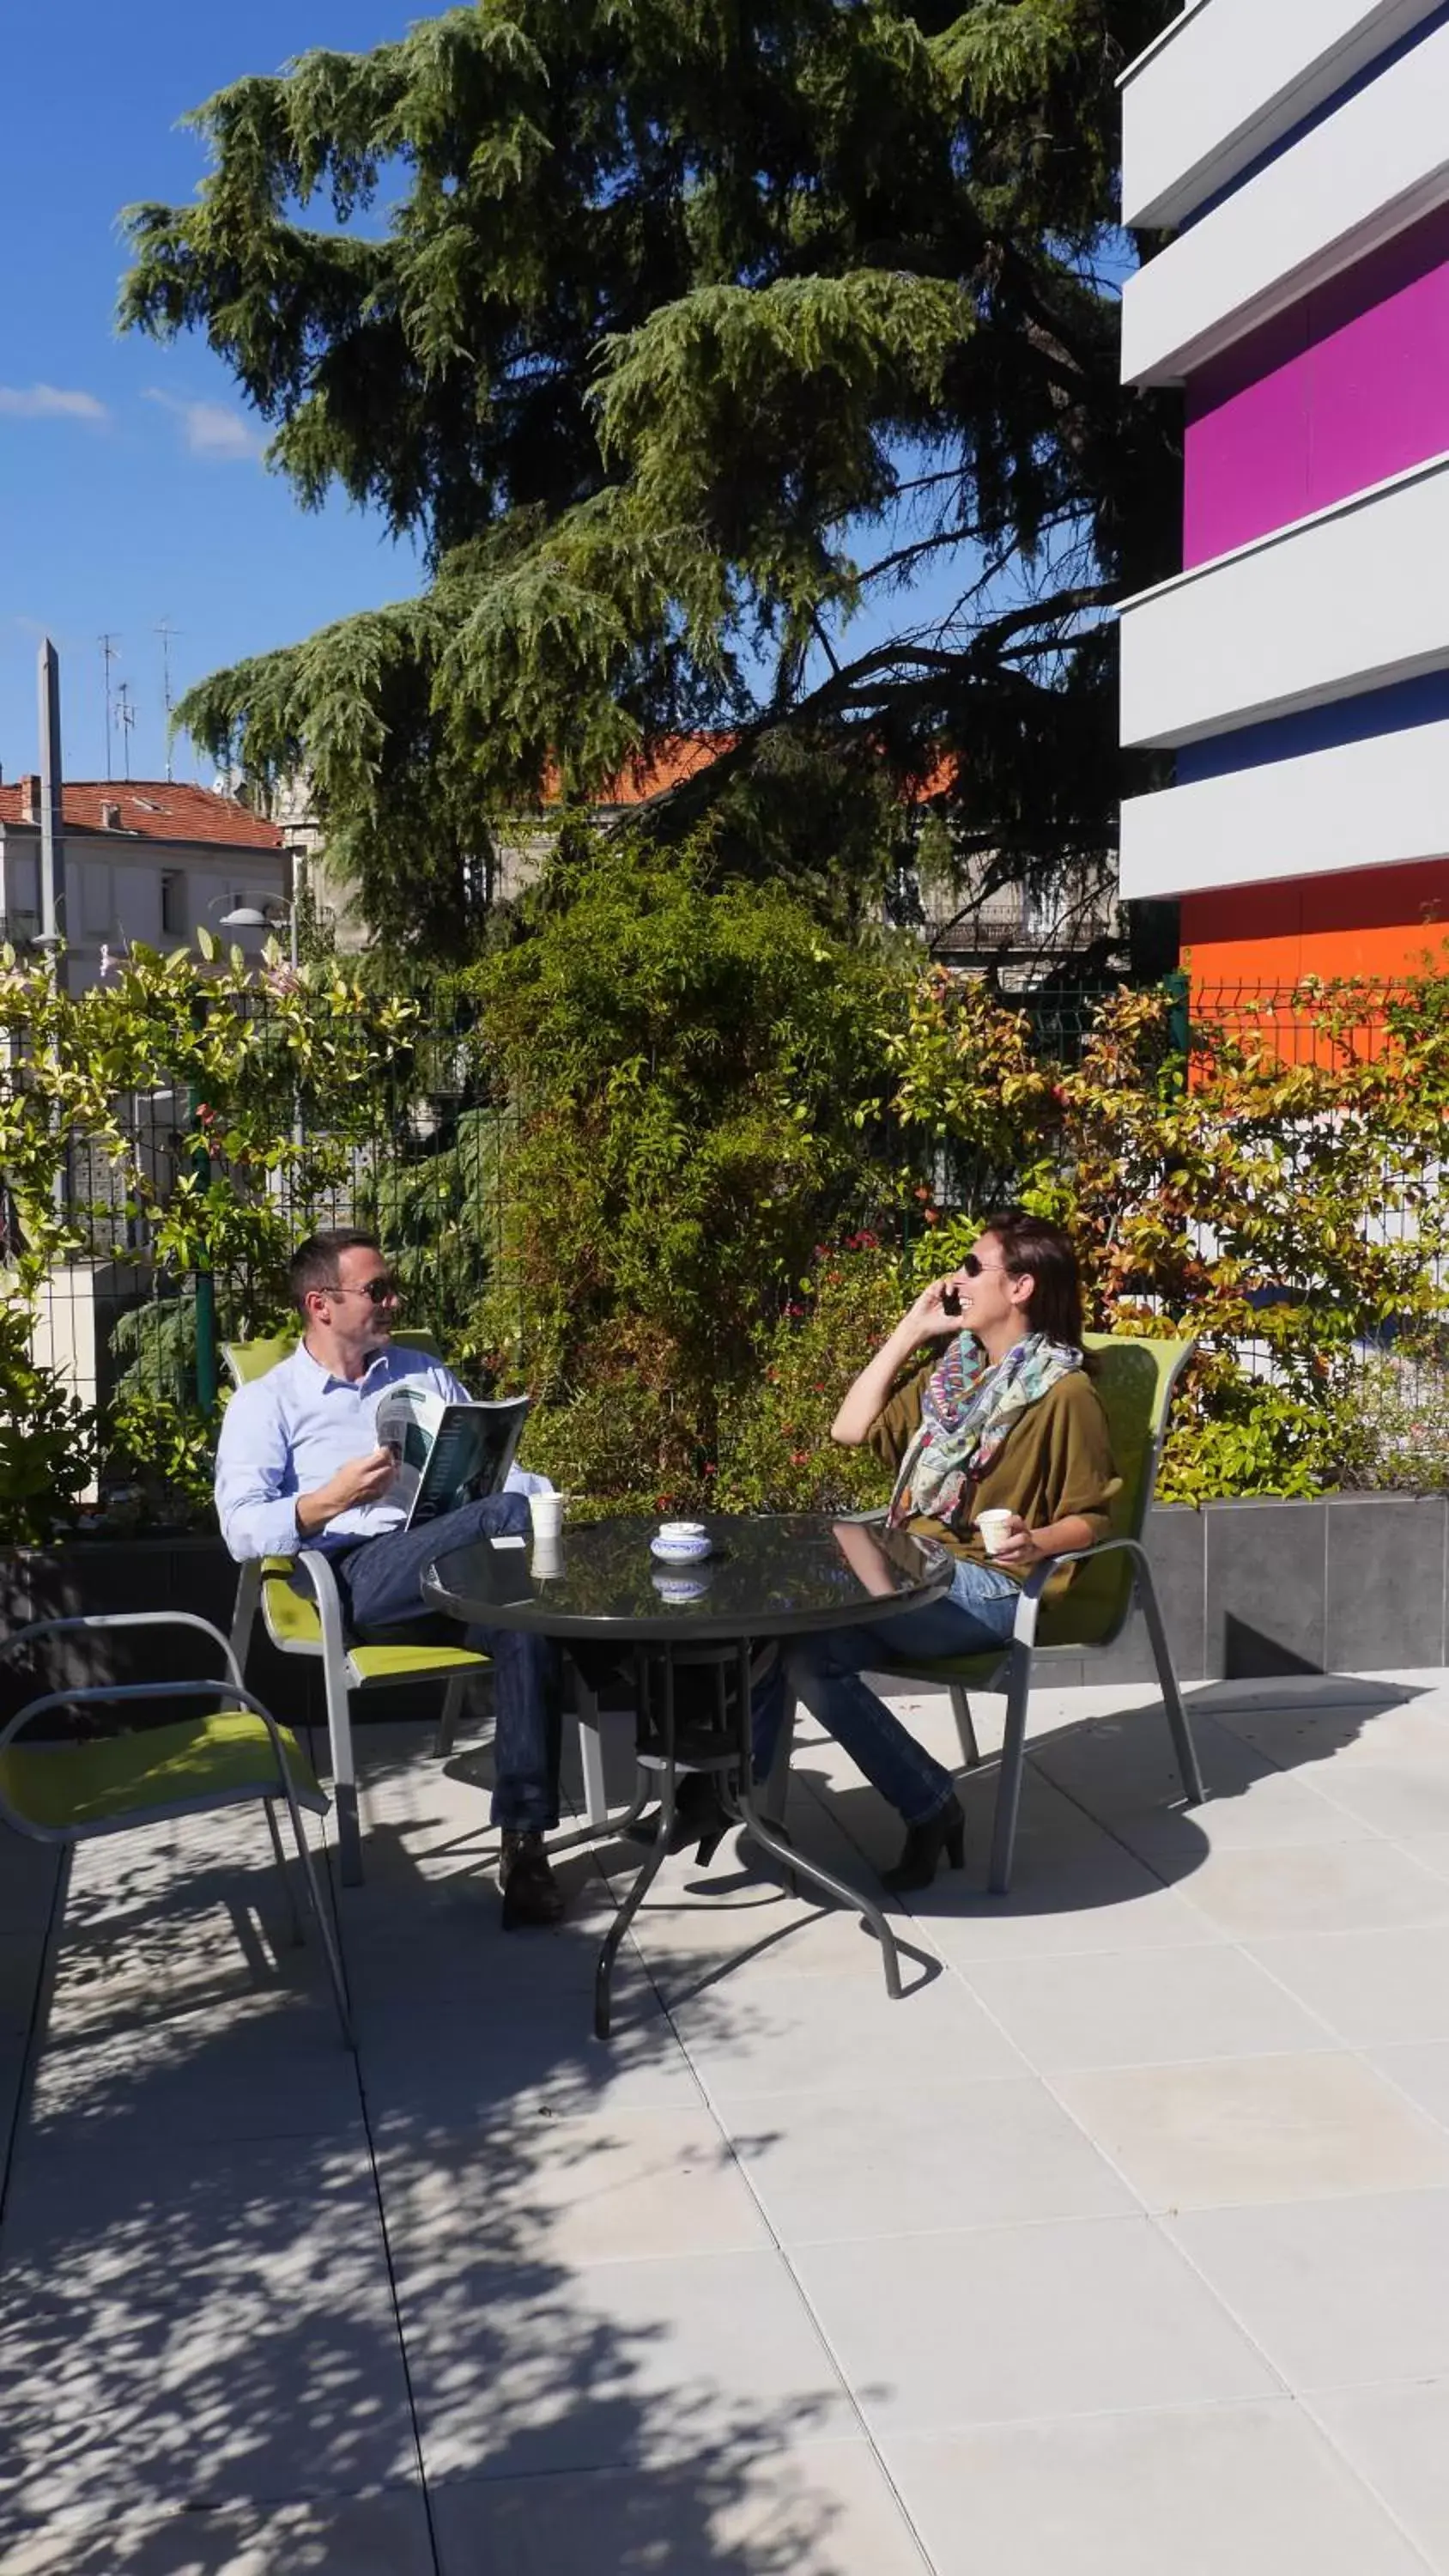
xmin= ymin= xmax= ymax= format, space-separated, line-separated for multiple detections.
xmin=115 ymin=680 xmax=136 ymax=783
xmin=155 ymin=619 xmax=181 ymax=781
xmin=99 ymin=632 xmax=120 ymax=779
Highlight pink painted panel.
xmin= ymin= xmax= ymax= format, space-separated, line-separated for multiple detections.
xmin=1184 ymin=205 xmax=1449 ymax=565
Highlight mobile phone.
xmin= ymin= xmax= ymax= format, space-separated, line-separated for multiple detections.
xmin=941 ymin=1285 xmax=961 ymax=1317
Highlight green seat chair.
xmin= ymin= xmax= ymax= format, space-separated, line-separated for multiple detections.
xmin=224 ymin=1331 xmax=487 ymax=1886
xmin=776 ymin=1333 xmax=1206 ymax=1894
xmin=0 ymin=1609 xmax=353 ymax=2045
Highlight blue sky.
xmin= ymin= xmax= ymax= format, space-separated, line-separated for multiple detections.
xmin=0 ymin=5 xmax=1129 ymax=793
xmin=0 ymin=1 xmax=421 ymax=787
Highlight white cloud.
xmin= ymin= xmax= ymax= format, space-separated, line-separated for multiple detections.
xmin=0 ymin=383 xmax=109 ymax=422
xmin=144 ymin=390 xmax=264 ymax=461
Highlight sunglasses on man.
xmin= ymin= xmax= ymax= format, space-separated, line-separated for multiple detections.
xmin=336 ymin=1275 xmax=401 ymax=1306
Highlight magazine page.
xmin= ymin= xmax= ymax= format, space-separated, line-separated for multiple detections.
xmin=407 ymin=1396 xmax=531 ymax=1528
xmin=375 ymin=1382 xmax=445 ymax=1522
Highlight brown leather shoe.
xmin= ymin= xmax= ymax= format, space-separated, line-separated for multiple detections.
xmin=500 ymin=1831 xmax=565 ymax=1929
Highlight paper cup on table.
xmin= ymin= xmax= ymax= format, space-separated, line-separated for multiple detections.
xmin=976 ymin=1508 xmax=1015 ymax=1557
xmin=531 ymin=1532 xmax=563 ymax=1581
xmin=529 ymin=1491 xmax=565 ymax=1542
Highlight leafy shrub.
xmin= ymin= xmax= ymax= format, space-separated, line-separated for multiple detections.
xmin=0 ymin=1296 xmax=96 ymax=1545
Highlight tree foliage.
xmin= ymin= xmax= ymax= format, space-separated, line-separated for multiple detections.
xmin=122 ymin=0 xmax=1180 ymax=950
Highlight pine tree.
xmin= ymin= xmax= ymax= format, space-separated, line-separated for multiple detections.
xmin=122 ymin=0 xmax=1179 ymax=951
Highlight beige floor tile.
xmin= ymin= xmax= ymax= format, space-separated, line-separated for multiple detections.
xmin=1206 ymin=1692 xmax=1444 ymax=1781
xmin=1307 ymin=1763 xmax=1449 ymax=1839
xmin=793 ymin=2215 xmax=1276 ymax=2435
xmin=730 ymin=2075 xmax=1131 ymax=2242
xmin=1314 ymin=2380 xmax=1449 ymax=2569
xmin=1369 ymin=2042 xmax=1449 ymax=2133
xmin=359 ymin=1989 xmax=697 ymax=2121
xmin=1248 ymin=1924 xmax=1449 ymax=2050
xmin=1 ymin=2488 xmax=434 ymax=2576
xmin=641 ymin=1897 xmax=923 ymax=2004
xmin=1173 ymin=1841 xmax=1449 ymax=1940
xmin=1031 ymin=1708 xmax=1367 ymax=1856
xmin=18 ymin=1991 xmax=361 ymax=2160
xmin=380 ymin=2102 xmax=769 ymax=2272
xmin=1397 ymin=1832 xmax=1449 ymax=1885
xmin=430 ymin=2440 xmax=927 ymax=2576
xmin=964 ymin=1944 xmax=1331 ymax=2074
xmin=883 ymin=2401 xmax=1426 ymax=2576
xmin=1169 ymin=2188 xmax=1449 ymax=2391
xmin=400 ymin=2245 xmax=856 ymax=2485
xmin=1057 ymin=2051 xmax=1449 ymax=2211
xmin=672 ymin=1965 xmax=1025 ymax=2106
xmin=911 ymin=1838 xmax=1212 ymax=1965
xmin=0 ymin=1930 xmax=46 ymax=2040
xmin=0 ymin=2135 xmax=416 ymax=2517
xmin=0 ymin=1829 xmax=61 ymax=1937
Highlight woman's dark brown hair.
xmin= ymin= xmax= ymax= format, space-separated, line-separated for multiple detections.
xmin=983 ymin=1207 xmax=1088 ymax=1353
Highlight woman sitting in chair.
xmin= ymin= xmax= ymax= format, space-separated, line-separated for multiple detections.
xmin=767 ymin=1208 xmax=1117 ymax=1890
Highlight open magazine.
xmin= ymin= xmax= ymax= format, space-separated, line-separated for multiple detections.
xmin=374 ymin=1383 xmax=530 ymax=1529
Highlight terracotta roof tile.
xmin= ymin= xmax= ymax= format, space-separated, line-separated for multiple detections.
xmin=0 ymin=780 xmax=283 ymax=851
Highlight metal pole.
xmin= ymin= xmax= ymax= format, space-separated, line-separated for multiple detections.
xmin=37 ymin=639 xmax=67 ymax=993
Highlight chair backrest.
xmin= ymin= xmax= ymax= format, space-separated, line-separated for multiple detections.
xmin=221 ymin=1327 xmax=442 ymax=1388
xmin=1047 ymin=1333 xmax=1195 ymax=1650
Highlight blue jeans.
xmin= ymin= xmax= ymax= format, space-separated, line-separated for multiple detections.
xmin=754 ymin=1555 xmax=1021 ymax=1828
xmin=332 ymin=1490 xmax=561 ymax=1835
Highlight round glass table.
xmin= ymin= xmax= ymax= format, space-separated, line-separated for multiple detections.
xmin=424 ymin=1513 xmax=953 ymax=2034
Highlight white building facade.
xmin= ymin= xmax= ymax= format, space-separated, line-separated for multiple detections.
xmin=1119 ymin=0 xmax=1449 ymax=985
xmin=0 ymin=777 xmax=286 ymax=992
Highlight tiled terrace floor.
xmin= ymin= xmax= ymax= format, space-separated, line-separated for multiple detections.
xmin=6 ymin=1669 xmax=1449 ymax=2571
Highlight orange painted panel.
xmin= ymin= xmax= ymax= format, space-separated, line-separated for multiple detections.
xmin=1183 ymin=859 xmax=1449 ymax=988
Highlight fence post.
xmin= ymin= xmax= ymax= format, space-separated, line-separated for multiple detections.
xmin=1164 ymin=969 xmax=1191 ymax=1081
xmin=189 ymin=1084 xmax=218 ymax=1414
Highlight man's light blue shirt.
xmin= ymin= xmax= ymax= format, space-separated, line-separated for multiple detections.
xmin=214 ymin=1340 xmax=545 ymax=1564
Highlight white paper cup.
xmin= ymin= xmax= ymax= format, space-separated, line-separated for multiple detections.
xmin=529 ymin=1491 xmax=565 ymax=1541
xmin=531 ymin=1533 xmax=563 ymax=1581
xmin=977 ymin=1508 xmax=1016 ymax=1557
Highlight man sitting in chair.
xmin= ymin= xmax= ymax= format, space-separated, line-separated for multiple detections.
xmin=215 ymin=1228 xmax=565 ymax=1928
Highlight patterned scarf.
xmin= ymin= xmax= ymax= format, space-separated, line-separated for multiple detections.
xmin=887 ymin=1330 xmax=1082 ymax=1531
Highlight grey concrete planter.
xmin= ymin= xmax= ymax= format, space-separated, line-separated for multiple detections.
xmin=3 ymin=1493 xmax=1447 ymax=1714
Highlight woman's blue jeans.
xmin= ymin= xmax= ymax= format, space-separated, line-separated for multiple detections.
xmin=752 ymin=1555 xmax=1021 ymax=1828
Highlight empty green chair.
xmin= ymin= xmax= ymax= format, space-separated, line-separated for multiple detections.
xmin=0 ymin=1609 xmax=353 ymax=2045
xmin=223 ymin=1331 xmax=488 ymax=1886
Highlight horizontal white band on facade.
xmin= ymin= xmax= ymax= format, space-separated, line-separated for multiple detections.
xmin=1120 ymin=450 xmax=1449 ymax=749
xmin=1120 ymin=0 xmax=1445 ymax=232
xmin=1119 ymin=719 xmax=1449 ymax=901
xmin=1121 ymin=18 xmax=1449 ymax=385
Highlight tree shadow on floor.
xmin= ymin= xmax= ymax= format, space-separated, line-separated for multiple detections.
xmin=0 ymin=1757 xmax=907 ymax=2576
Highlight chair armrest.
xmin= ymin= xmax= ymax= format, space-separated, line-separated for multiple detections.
xmin=1008 ymin=1534 xmax=1153 ymax=1649
xmin=294 ymin=1548 xmax=353 ymax=1673
xmin=0 ymin=1610 xmax=246 ymax=1693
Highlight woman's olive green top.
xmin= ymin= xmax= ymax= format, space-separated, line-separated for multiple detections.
xmin=867 ymin=1364 xmax=1119 ymax=1598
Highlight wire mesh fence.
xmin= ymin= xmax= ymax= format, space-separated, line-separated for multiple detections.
xmin=7 ymin=967 xmax=1449 ymax=1510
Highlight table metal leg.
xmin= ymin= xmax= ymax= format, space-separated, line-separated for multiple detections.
xmin=728 ymin=1641 xmax=903 ymax=2002
xmin=594 ymin=1651 xmax=677 ymax=2039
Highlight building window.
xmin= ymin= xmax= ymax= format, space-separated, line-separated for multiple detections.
xmin=81 ymin=863 xmax=112 ymax=938
xmin=160 ymin=871 xmax=186 ymax=938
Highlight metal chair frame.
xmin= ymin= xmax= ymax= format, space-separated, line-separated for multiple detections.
xmin=0 ymin=1610 xmax=354 ymax=2045
xmin=228 ymin=1551 xmax=473 ymax=1888
xmin=769 ymin=1335 xmax=1206 ymax=1893
xmin=222 ymin=1330 xmax=482 ymax=1886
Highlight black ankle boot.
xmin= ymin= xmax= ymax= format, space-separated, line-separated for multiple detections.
xmin=882 ymin=1795 xmax=967 ymax=1893
xmin=628 ymin=1770 xmax=734 ymax=1862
